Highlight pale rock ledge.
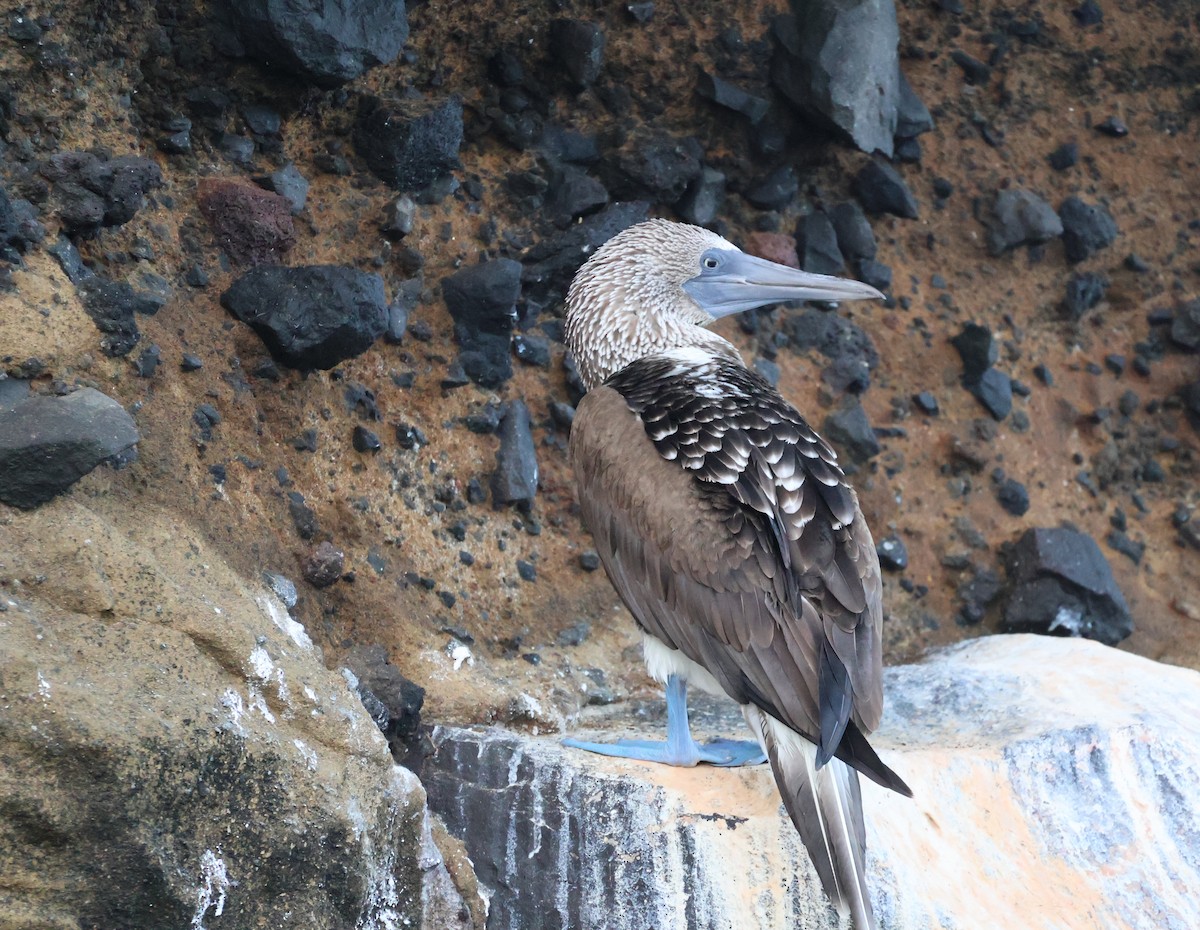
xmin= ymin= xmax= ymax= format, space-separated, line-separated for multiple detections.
xmin=424 ymin=635 xmax=1200 ymax=930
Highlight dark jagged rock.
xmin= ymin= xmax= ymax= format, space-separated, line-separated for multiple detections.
xmin=546 ymin=167 xmax=609 ymax=229
xmin=1048 ymin=142 xmax=1079 ymax=171
xmin=344 ymin=645 xmax=426 ymax=750
xmin=352 ymin=426 xmax=381 ymax=453
xmin=1106 ymin=531 xmax=1145 ymax=565
xmin=603 ymin=131 xmax=702 ymax=205
xmin=745 ymin=165 xmax=799 ymax=211
xmin=181 ymin=354 xmax=203 ymax=372
xmin=822 ymin=355 xmax=870 ymax=394
xmin=263 ymin=164 xmax=310 ymax=215
xmin=696 ymin=72 xmax=769 ymax=123
xmin=198 ymin=179 xmax=296 ymax=267
xmin=950 ymin=50 xmax=991 ymax=86
xmin=958 ymin=566 xmax=1004 ymax=625
xmin=857 ymin=259 xmax=892 ymax=292
xmin=984 ymin=190 xmax=1063 ymax=256
xmin=970 ymin=369 xmax=1013 ymax=421
xmin=894 ymin=68 xmax=933 ymax=138
xmin=787 ymin=308 xmax=879 ymax=371
xmin=211 ymin=0 xmax=408 ymax=87
xmin=951 ymin=323 xmax=999 ymax=381
xmin=1063 ymin=272 xmax=1108 ymax=320
xmin=828 ymin=201 xmax=876 ymax=262
xmin=221 ymin=265 xmax=388 ymax=370
xmin=0 ymin=187 xmax=43 ymax=257
xmin=522 ymin=201 xmax=649 ymax=302
xmin=823 ymin=399 xmax=880 ymax=463
xmin=996 ymin=478 xmax=1030 ymax=516
xmin=1003 ymin=527 xmax=1133 ymax=646
xmin=219 ymin=133 xmax=254 ymax=165
xmin=913 ymin=391 xmax=939 ymax=415
xmin=794 ymin=211 xmax=844 ymax=275
xmin=1169 ymin=299 xmax=1200 ymax=351
xmin=381 ymin=195 xmax=417 ymax=238
xmin=303 ymin=541 xmax=344 ymax=588
xmin=1059 ymin=196 xmax=1118 ymax=264
xmin=513 ymin=334 xmax=550 ymax=368
xmin=442 ymin=259 xmax=522 ymax=388
xmin=876 ymin=534 xmax=909 ymax=571
xmin=491 ymin=399 xmax=538 ymax=509
xmin=355 ymin=96 xmax=463 ymax=192
xmin=1095 ymin=116 xmax=1128 ymax=138
xmin=548 ymin=19 xmax=606 ymax=89
xmin=78 ymin=276 xmax=162 ymax=357
xmin=771 ymin=0 xmax=899 ymax=156
xmin=676 ymin=167 xmax=725 ymax=227
xmin=242 ymin=104 xmax=281 ymax=136
xmin=46 ymin=234 xmax=92 ymax=283
xmin=1073 ymin=0 xmax=1104 ymax=25
xmin=40 ymin=152 xmax=162 ymax=236
xmin=852 ymin=159 xmax=918 ymax=219
xmin=133 ymin=344 xmax=160 ymax=378
xmin=0 ymin=388 xmax=139 ymax=509
xmin=193 ymin=404 xmax=222 ymax=441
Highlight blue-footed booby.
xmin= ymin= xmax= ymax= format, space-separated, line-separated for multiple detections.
xmin=562 ymin=219 xmax=911 ymax=929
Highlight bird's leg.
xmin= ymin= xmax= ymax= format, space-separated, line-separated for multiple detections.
xmin=562 ymin=674 xmax=766 ymax=767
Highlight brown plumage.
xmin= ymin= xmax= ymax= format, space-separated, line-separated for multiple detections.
xmin=564 ymin=219 xmax=909 ymax=929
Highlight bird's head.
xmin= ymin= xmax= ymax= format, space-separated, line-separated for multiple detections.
xmin=565 ymin=218 xmax=884 ymax=388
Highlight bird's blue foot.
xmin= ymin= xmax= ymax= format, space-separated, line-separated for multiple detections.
xmin=562 ymin=674 xmax=766 ymax=767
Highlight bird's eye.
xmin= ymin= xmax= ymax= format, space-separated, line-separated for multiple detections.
xmin=702 ymin=256 xmax=719 ymax=270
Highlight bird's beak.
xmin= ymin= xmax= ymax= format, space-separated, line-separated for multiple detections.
xmin=683 ymin=250 xmax=885 ymax=319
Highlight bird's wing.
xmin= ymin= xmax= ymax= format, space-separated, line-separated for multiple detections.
xmin=571 ymin=357 xmax=898 ymax=788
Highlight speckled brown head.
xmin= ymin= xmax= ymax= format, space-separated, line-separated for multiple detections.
xmin=564 ymin=218 xmax=884 ymax=389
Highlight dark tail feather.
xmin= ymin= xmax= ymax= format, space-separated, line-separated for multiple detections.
xmin=745 ymin=706 xmax=875 ymax=930
xmin=837 ymin=720 xmax=913 ymax=798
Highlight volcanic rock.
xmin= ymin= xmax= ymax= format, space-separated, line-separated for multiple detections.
xmin=602 ymin=130 xmax=702 ymax=205
xmin=676 ymin=168 xmax=726 ymax=227
xmin=303 ymin=540 xmax=345 ymax=588
xmin=894 ymin=68 xmax=933 ymax=139
xmin=828 ymin=201 xmax=877 ymax=262
xmin=78 ymin=275 xmax=163 ymax=357
xmin=1063 ymin=272 xmax=1108 ymax=320
xmin=210 ymin=0 xmax=409 ymax=87
xmin=344 ymin=644 xmax=427 ymax=751
xmin=355 ymin=96 xmax=464 ymax=192
xmin=491 ymin=399 xmax=538 ymax=509
xmin=1169 ymin=299 xmax=1200 ymax=351
xmin=197 ymin=179 xmax=296 ymax=266
xmin=443 ymin=259 xmax=522 ymax=388
xmin=41 ymin=152 xmax=162 ymax=236
xmin=0 ymin=388 xmax=139 ymax=509
xmin=877 ymin=535 xmax=909 ymax=571
xmin=221 ymin=265 xmax=388 ymax=370
xmin=548 ymin=19 xmax=606 ymax=88
xmin=696 ymin=72 xmax=770 ymax=123
xmin=823 ymin=399 xmax=880 ymax=463
xmin=1058 ymin=196 xmax=1118 ymax=264
xmin=1002 ymin=526 xmax=1133 ymax=645
xmin=263 ymin=163 xmax=310 ymax=214
xmin=794 ymin=211 xmax=844 ymax=275
xmin=852 ymin=159 xmax=918 ymax=219
xmin=983 ymin=189 xmax=1063 ymax=256
xmin=771 ymin=0 xmax=900 ymax=156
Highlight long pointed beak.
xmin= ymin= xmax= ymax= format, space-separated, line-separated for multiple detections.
xmin=683 ymin=250 xmax=885 ymax=319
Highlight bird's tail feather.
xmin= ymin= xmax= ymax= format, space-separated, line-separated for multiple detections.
xmin=744 ymin=706 xmax=875 ymax=930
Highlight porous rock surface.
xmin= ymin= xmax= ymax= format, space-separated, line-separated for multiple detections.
xmin=426 ymin=635 xmax=1200 ymax=930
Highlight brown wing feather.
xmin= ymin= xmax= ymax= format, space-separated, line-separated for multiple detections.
xmin=571 ymin=384 xmax=884 ymax=756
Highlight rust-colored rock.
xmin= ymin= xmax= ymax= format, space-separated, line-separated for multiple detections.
xmin=197 ymin=179 xmax=296 ymax=266
xmin=744 ymin=231 xmax=800 ymax=269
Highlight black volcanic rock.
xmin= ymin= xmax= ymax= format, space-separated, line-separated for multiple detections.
xmin=41 ymin=152 xmax=162 ymax=236
xmin=996 ymin=478 xmax=1030 ymax=516
xmin=603 ymin=130 xmax=702 ymax=205
xmin=211 ymin=0 xmax=408 ymax=87
xmin=828 ymin=201 xmax=877 ymax=262
xmin=951 ymin=323 xmax=999 ymax=380
xmin=852 ymin=160 xmax=918 ymax=219
xmin=546 ymin=166 xmax=609 ymax=229
xmin=787 ymin=309 xmax=879 ymax=371
xmin=984 ymin=189 xmax=1063 ymax=256
xmin=795 ymin=211 xmax=844 ymax=275
xmin=344 ymin=644 xmax=426 ymax=749
xmin=745 ymin=166 xmax=799 ymax=211
xmin=771 ymin=0 xmax=900 ymax=156
xmin=1063 ymin=272 xmax=1108 ymax=320
xmin=823 ymin=399 xmax=880 ymax=463
xmin=78 ymin=276 xmax=162 ymax=358
xmin=522 ymin=201 xmax=649 ymax=302
xmin=0 ymin=388 xmax=139 ymax=509
xmin=442 ymin=259 xmax=522 ymax=389
xmin=491 ymin=400 xmax=538 ymax=508
xmin=697 ymin=72 xmax=770 ymax=123
xmin=1048 ymin=142 xmax=1079 ymax=171
xmin=1002 ymin=527 xmax=1133 ymax=646
xmin=1059 ymin=196 xmax=1118 ymax=264
xmin=1169 ymin=299 xmax=1200 ymax=351
xmin=677 ymin=168 xmax=725 ymax=227
xmin=969 ymin=369 xmax=1013 ymax=421
xmin=221 ymin=265 xmax=388 ymax=370
xmin=876 ymin=535 xmax=908 ymax=572
xmin=355 ymin=96 xmax=463 ymax=192
xmin=548 ymin=19 xmax=606 ymax=88
xmin=894 ymin=68 xmax=933 ymax=138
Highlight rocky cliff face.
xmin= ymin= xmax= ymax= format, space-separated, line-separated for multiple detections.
xmin=0 ymin=0 xmax=1198 ymax=925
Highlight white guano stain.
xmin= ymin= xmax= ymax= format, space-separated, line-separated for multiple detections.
xmin=192 ymin=848 xmax=231 ymax=930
